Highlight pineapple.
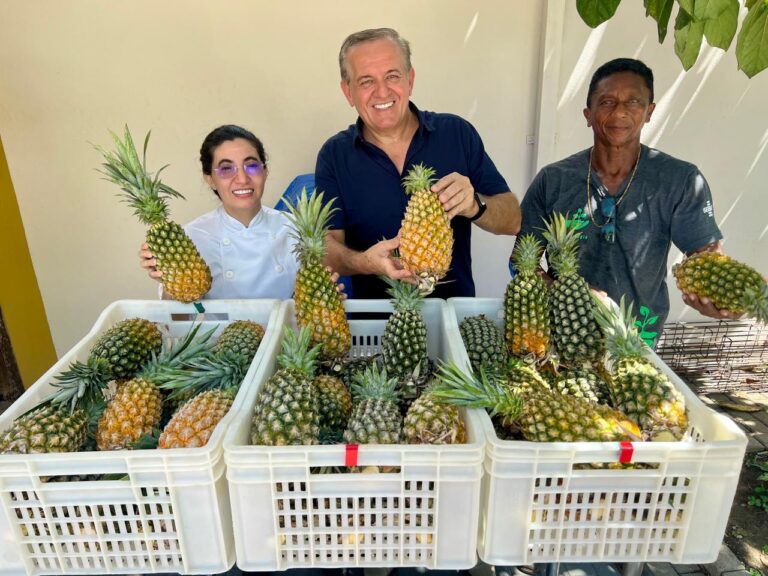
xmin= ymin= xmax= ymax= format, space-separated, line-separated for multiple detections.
xmin=96 ymin=378 xmax=163 ymax=450
xmin=459 ymin=314 xmax=507 ymax=374
xmin=431 ymin=362 xmax=640 ymax=442
xmin=158 ymin=350 xmax=250 ymax=448
xmin=0 ymin=358 xmax=111 ymax=454
xmin=314 ymin=374 xmax=353 ymax=434
xmin=282 ymin=188 xmax=351 ymax=360
xmin=542 ymin=214 xmax=604 ymax=364
xmin=505 ymin=234 xmax=551 ymax=359
xmin=90 ymin=318 xmax=162 ymax=380
xmin=213 ymin=320 xmax=265 ymax=363
xmin=336 ymin=355 xmax=379 ymax=389
xmin=554 ymin=367 xmax=611 ymax=406
xmin=251 ymin=327 xmax=321 ymax=446
xmin=97 ymin=126 xmax=211 ymax=302
xmin=403 ymin=388 xmax=466 ymax=445
xmin=399 ymin=163 xmax=454 ymax=295
xmin=380 ymin=278 xmax=429 ymax=399
xmin=673 ymin=251 xmax=768 ymax=322
xmin=593 ymin=296 xmax=688 ymax=441
xmin=344 ymin=364 xmax=402 ymax=444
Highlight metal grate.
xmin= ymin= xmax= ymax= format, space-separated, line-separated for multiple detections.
xmin=656 ymin=319 xmax=768 ymax=393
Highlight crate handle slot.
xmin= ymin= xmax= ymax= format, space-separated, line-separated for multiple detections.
xmin=170 ymin=312 xmax=230 ymax=321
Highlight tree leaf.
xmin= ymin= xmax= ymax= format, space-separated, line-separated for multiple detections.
xmin=692 ymin=0 xmax=732 ymax=20
xmin=704 ymin=0 xmax=739 ymax=49
xmin=745 ymin=0 xmax=759 ymax=9
xmin=737 ymin=2 xmax=768 ymax=78
xmin=577 ymin=0 xmax=622 ymax=28
xmin=675 ymin=9 xmax=706 ymax=69
xmin=645 ymin=0 xmax=676 ymax=42
xmin=678 ymin=0 xmax=695 ymax=16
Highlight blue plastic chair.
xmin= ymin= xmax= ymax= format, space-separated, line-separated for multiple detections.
xmin=276 ymin=174 xmax=353 ymax=297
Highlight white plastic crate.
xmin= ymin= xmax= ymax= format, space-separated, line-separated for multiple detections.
xmin=0 ymin=299 xmax=281 ymax=576
xmin=445 ymin=298 xmax=748 ymax=566
xmin=224 ymin=299 xmax=486 ymax=571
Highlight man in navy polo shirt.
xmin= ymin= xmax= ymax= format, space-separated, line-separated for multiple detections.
xmin=316 ymin=27 xmax=521 ymax=300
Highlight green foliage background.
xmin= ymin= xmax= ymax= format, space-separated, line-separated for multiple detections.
xmin=576 ymin=0 xmax=768 ymax=77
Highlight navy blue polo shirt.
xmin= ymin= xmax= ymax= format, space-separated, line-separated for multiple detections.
xmin=315 ymin=102 xmax=509 ymax=300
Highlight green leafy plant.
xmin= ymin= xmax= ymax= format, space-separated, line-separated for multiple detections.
xmin=576 ymin=0 xmax=768 ymax=78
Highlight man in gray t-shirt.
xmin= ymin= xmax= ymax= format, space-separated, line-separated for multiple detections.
xmin=519 ymin=58 xmax=738 ymax=347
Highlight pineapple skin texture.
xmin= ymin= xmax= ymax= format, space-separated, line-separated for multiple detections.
xmin=404 ymin=395 xmax=466 ymax=445
xmin=381 ymin=309 xmax=428 ymax=380
xmin=96 ymin=378 xmax=163 ymax=450
xmin=460 ymin=315 xmax=507 ymax=373
xmin=504 ymin=275 xmax=551 ymax=359
xmin=314 ymin=374 xmax=352 ymax=433
xmin=148 ymin=221 xmax=212 ymax=303
xmin=554 ymin=367 xmax=611 ymax=406
xmin=159 ymin=389 xmax=234 ymax=449
xmin=399 ymin=189 xmax=453 ymax=291
xmin=91 ymin=318 xmax=162 ymax=380
xmin=294 ymin=261 xmax=351 ymax=360
xmin=611 ymin=357 xmax=688 ymax=440
xmin=551 ymin=275 xmax=604 ymax=364
xmin=214 ymin=320 xmax=265 ymax=363
xmin=0 ymin=405 xmax=87 ymax=454
xmin=344 ymin=399 xmax=402 ymax=444
xmin=251 ymin=368 xmax=320 ymax=446
xmin=674 ymin=251 xmax=765 ymax=317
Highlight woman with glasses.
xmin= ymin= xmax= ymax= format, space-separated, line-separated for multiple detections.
xmin=138 ymin=124 xmax=300 ymax=299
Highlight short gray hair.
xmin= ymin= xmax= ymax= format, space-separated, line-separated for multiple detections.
xmin=339 ymin=28 xmax=412 ymax=84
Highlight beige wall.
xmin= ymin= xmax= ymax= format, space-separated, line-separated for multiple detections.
xmin=541 ymin=0 xmax=768 ymax=323
xmin=0 ymin=1 xmax=543 ymax=355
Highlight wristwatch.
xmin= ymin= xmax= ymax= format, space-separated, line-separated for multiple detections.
xmin=468 ymin=192 xmax=487 ymax=222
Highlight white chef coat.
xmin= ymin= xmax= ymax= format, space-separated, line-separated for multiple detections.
xmin=182 ymin=205 xmax=298 ymax=300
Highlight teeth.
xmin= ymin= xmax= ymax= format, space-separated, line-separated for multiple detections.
xmin=374 ymin=101 xmax=394 ymax=110
xmin=233 ymin=189 xmax=253 ymax=197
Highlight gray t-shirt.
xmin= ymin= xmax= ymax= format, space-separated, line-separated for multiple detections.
xmin=519 ymin=145 xmax=722 ymax=346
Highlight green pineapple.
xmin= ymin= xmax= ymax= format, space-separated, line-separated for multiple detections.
xmin=251 ymin=327 xmax=321 ymax=446
xmin=505 ymin=234 xmax=551 ymax=359
xmin=554 ymin=367 xmax=611 ymax=406
xmin=431 ymin=362 xmax=640 ymax=443
xmin=0 ymin=358 xmax=111 ymax=454
xmin=344 ymin=364 xmax=402 ymax=444
xmin=542 ymin=214 xmax=604 ymax=364
xmin=335 ymin=355 xmax=379 ymax=389
xmin=459 ymin=315 xmax=507 ymax=373
xmin=314 ymin=374 xmax=353 ymax=433
xmin=90 ymin=318 xmax=163 ymax=380
xmin=96 ymin=126 xmax=211 ymax=303
xmin=213 ymin=320 xmax=265 ymax=364
xmin=673 ymin=251 xmax=768 ymax=322
xmin=593 ymin=296 xmax=688 ymax=441
xmin=380 ymin=277 xmax=429 ymax=401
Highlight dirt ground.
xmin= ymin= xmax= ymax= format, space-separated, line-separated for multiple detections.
xmin=724 ymin=452 xmax=768 ymax=574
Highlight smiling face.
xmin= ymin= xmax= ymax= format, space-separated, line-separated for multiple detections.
xmin=204 ymin=138 xmax=267 ymax=223
xmin=583 ymin=71 xmax=655 ymax=149
xmin=340 ymin=37 xmax=415 ymax=137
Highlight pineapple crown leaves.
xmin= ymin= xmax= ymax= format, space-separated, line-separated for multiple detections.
xmin=281 ymin=187 xmax=337 ymax=264
xmin=47 ymin=357 xmax=113 ymax=414
xmin=381 ymin=276 xmax=424 ymax=312
xmin=95 ymin=125 xmax=184 ymax=227
xmin=350 ymin=362 xmax=401 ymax=403
xmin=429 ymin=361 xmax=522 ymax=420
xmin=591 ymin=294 xmax=648 ymax=360
xmin=540 ymin=213 xmax=581 ymax=277
xmin=744 ymin=283 xmax=768 ymax=323
xmin=511 ymin=234 xmax=544 ymax=275
xmin=139 ymin=323 xmax=217 ymax=385
xmin=159 ymin=350 xmax=249 ymax=400
xmin=402 ymin=163 xmax=437 ymax=196
xmin=276 ymin=326 xmax=322 ymax=378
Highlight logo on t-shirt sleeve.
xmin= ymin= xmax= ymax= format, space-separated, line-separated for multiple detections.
xmin=703 ymin=200 xmax=714 ymax=218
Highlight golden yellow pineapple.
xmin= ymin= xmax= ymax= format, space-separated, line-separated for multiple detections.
xmin=399 ymin=163 xmax=454 ymax=295
xmin=159 ymin=389 xmax=236 ymax=448
xmin=96 ymin=126 xmax=211 ymax=303
xmin=403 ymin=392 xmax=466 ymax=445
xmin=96 ymin=378 xmax=163 ymax=450
xmin=673 ymin=251 xmax=767 ymax=322
xmin=282 ymin=188 xmax=351 ymax=360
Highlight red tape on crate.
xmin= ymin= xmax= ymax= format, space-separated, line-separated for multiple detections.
xmin=345 ymin=444 xmax=359 ymax=467
xmin=619 ymin=441 xmax=634 ymax=464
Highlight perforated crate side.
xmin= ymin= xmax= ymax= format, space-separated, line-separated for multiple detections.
xmin=445 ymin=298 xmax=748 ymax=566
xmin=224 ymin=299 xmax=486 ymax=571
xmin=0 ymin=299 xmax=281 ymax=576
